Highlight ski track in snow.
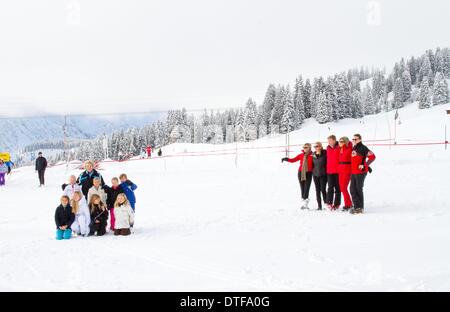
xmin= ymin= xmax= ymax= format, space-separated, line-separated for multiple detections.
xmin=0 ymin=103 xmax=449 ymax=291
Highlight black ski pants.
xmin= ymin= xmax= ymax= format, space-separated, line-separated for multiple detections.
xmin=297 ymin=171 xmax=313 ymax=200
xmin=313 ymin=175 xmax=327 ymax=209
xmin=38 ymin=169 xmax=46 ymax=186
xmin=350 ymin=173 xmax=367 ymax=209
xmin=326 ymin=173 xmax=341 ymax=206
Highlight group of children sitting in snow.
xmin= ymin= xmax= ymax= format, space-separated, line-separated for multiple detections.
xmin=54 ymin=160 xmax=138 ymax=240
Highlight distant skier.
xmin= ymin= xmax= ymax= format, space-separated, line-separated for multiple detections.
xmin=77 ymin=160 xmax=105 ymax=199
xmin=0 ymin=159 xmax=8 ymax=186
xmin=338 ymin=137 xmax=353 ymax=211
xmin=146 ymin=145 xmax=152 ymax=158
xmin=35 ymin=152 xmax=48 ymax=187
xmin=326 ymin=135 xmax=341 ymax=210
xmin=158 ymin=148 xmax=162 ymax=157
xmin=282 ymin=143 xmax=314 ymax=210
xmin=349 ymin=134 xmax=376 ymax=214
xmin=312 ymin=142 xmax=327 ymax=210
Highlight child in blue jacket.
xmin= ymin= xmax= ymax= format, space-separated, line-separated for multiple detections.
xmin=119 ymin=174 xmax=138 ymax=211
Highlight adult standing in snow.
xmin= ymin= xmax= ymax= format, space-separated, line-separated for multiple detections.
xmin=77 ymin=160 xmax=105 ymax=199
xmin=338 ymin=137 xmax=353 ymax=211
xmin=35 ymin=152 xmax=47 ymax=187
xmin=157 ymin=148 xmax=162 ymax=157
xmin=146 ymin=145 xmax=152 ymax=158
xmin=0 ymin=160 xmax=8 ymax=186
xmin=312 ymin=142 xmax=327 ymax=210
xmin=349 ymin=134 xmax=376 ymax=214
xmin=326 ymin=135 xmax=341 ymax=210
xmin=282 ymin=143 xmax=314 ymax=210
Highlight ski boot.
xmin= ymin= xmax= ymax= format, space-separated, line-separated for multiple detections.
xmin=350 ymin=208 xmax=364 ymax=214
xmin=300 ymin=199 xmax=310 ymax=210
xmin=342 ymin=206 xmax=352 ymax=212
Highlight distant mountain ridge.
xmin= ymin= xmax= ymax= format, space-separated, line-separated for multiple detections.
xmin=0 ymin=112 xmax=164 ymax=157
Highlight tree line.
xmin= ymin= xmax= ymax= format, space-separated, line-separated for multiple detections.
xmin=73 ymin=47 xmax=449 ymax=161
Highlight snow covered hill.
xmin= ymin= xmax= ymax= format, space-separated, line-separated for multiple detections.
xmin=0 ymin=103 xmax=449 ymax=291
xmin=0 ymin=112 xmax=164 ymax=157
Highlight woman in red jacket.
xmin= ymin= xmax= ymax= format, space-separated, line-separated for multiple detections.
xmin=282 ymin=143 xmax=314 ymax=210
xmin=338 ymin=137 xmax=353 ymax=211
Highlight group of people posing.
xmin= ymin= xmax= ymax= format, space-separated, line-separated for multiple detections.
xmin=54 ymin=160 xmax=138 ymax=240
xmin=282 ymin=133 xmax=376 ymax=214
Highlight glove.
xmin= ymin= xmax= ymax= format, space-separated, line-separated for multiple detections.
xmin=368 ymin=166 xmax=373 ymax=173
xmin=281 ymin=158 xmax=289 ymax=163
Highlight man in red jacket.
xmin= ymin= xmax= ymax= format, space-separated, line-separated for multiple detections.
xmin=326 ymin=135 xmax=341 ymax=210
xmin=349 ymin=134 xmax=376 ymax=214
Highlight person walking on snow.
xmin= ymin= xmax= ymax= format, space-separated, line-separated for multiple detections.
xmin=146 ymin=145 xmax=152 ymax=158
xmin=326 ymin=135 xmax=341 ymax=210
xmin=349 ymin=134 xmax=376 ymax=214
xmin=338 ymin=137 xmax=353 ymax=211
xmin=0 ymin=160 xmax=8 ymax=186
xmin=70 ymin=191 xmax=91 ymax=237
xmin=312 ymin=142 xmax=327 ymax=210
xmin=282 ymin=143 xmax=314 ymax=210
xmin=35 ymin=152 xmax=47 ymax=187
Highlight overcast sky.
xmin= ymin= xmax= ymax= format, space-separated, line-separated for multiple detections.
xmin=0 ymin=0 xmax=449 ymax=116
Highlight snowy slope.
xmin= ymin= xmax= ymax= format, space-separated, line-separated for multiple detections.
xmin=0 ymin=113 xmax=164 ymax=157
xmin=0 ymin=103 xmax=449 ymax=291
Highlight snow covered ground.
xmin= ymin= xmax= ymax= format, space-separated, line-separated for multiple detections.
xmin=0 ymin=103 xmax=449 ymax=291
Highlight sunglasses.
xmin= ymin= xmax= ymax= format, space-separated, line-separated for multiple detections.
xmin=352 ymin=138 xmax=359 ymax=141
xmin=313 ymin=145 xmax=320 ymax=148
xmin=303 ymin=146 xmax=310 ymax=149
xmin=339 ymin=140 xmax=345 ymax=143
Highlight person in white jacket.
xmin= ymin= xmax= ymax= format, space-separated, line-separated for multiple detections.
xmin=113 ymin=193 xmax=134 ymax=236
xmin=63 ymin=175 xmax=82 ymax=198
xmin=87 ymin=177 xmax=108 ymax=204
xmin=70 ymin=191 xmax=91 ymax=236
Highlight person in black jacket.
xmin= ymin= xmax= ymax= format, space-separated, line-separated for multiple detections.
xmin=77 ymin=161 xmax=105 ymax=199
xmin=312 ymin=142 xmax=327 ymax=210
xmin=55 ymin=196 xmax=75 ymax=240
xmin=103 ymin=177 xmax=124 ymax=231
xmin=35 ymin=152 xmax=47 ymax=187
xmin=88 ymin=194 xmax=108 ymax=236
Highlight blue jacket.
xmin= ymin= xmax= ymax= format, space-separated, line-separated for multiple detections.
xmin=0 ymin=163 xmax=7 ymax=174
xmin=120 ymin=180 xmax=137 ymax=204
